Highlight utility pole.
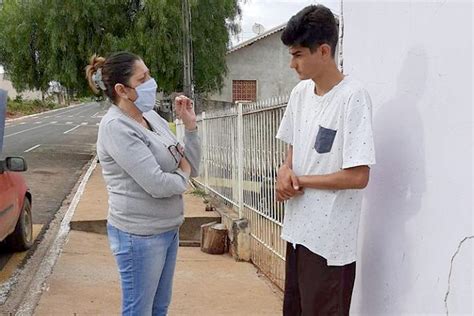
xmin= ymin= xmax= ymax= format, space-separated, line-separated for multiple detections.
xmin=182 ymin=0 xmax=194 ymax=100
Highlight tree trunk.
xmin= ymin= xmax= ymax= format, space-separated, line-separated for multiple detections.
xmin=200 ymin=222 xmax=228 ymax=255
xmin=66 ymin=89 xmax=71 ymax=105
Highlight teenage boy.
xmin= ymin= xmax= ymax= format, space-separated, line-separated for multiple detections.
xmin=276 ymin=5 xmax=376 ymax=315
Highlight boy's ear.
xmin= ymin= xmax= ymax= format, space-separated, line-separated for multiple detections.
xmin=320 ymin=44 xmax=332 ymax=59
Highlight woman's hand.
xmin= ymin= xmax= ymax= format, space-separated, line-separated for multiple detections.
xmin=175 ymin=95 xmax=197 ymax=130
xmin=179 ymin=157 xmax=192 ymax=175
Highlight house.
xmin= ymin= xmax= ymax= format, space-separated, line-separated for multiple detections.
xmin=209 ymin=23 xmax=300 ymax=103
xmin=210 ymin=22 xmax=341 ymax=104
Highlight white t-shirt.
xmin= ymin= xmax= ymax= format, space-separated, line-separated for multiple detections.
xmin=276 ymin=77 xmax=376 ymax=266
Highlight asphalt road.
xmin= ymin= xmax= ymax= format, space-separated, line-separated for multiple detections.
xmin=0 ymin=101 xmax=109 ymax=295
xmin=1 ymin=102 xmax=107 ymax=224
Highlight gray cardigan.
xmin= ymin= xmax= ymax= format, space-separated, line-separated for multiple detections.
xmin=97 ymin=105 xmax=201 ymax=235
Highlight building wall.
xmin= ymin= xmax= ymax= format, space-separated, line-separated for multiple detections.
xmin=0 ymin=73 xmax=42 ymax=100
xmin=344 ymin=1 xmax=473 ymax=314
xmin=209 ymin=31 xmax=300 ymax=102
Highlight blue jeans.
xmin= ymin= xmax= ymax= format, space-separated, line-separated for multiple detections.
xmin=107 ymin=223 xmax=179 ymax=316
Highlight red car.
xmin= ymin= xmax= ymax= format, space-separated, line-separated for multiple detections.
xmin=0 ymin=156 xmax=33 ymax=251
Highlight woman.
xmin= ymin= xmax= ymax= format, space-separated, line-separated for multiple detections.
xmin=85 ymin=52 xmax=201 ymax=316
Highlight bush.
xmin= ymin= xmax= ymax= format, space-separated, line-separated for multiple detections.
xmin=168 ymin=122 xmax=177 ymax=135
xmin=6 ymin=98 xmax=64 ymax=116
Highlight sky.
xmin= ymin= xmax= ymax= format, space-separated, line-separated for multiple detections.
xmin=233 ymin=0 xmax=340 ymax=44
xmin=0 ymin=0 xmax=340 ymax=74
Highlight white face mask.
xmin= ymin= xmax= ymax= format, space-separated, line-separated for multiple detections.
xmin=132 ymin=78 xmax=157 ymax=113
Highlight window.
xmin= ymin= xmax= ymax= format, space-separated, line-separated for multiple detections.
xmin=232 ymin=80 xmax=257 ymax=103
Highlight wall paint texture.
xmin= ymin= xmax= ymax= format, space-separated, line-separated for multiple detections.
xmin=344 ymin=1 xmax=473 ymax=314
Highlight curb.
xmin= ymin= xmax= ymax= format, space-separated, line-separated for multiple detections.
xmin=6 ymin=103 xmax=84 ymax=122
xmin=14 ymin=157 xmax=98 ymax=315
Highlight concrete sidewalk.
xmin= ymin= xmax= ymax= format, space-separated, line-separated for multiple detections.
xmin=34 ymin=163 xmax=283 ymax=315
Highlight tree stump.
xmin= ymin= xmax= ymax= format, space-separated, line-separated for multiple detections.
xmin=201 ymin=222 xmax=228 ymax=254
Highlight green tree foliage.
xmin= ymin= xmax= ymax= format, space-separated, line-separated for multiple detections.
xmin=192 ymin=0 xmax=241 ymax=94
xmin=0 ymin=0 xmax=241 ymax=97
xmin=115 ymin=0 xmax=184 ymax=94
xmin=0 ymin=0 xmax=50 ymax=95
xmin=43 ymin=0 xmax=131 ymax=96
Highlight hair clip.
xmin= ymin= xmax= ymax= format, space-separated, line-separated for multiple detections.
xmin=92 ymin=68 xmax=107 ymax=91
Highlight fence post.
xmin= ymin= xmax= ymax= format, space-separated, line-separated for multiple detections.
xmin=201 ymin=111 xmax=209 ymax=193
xmin=237 ymin=103 xmax=244 ymax=219
xmin=174 ymin=119 xmax=181 ymax=141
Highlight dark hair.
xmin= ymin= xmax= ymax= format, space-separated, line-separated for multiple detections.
xmin=281 ymin=5 xmax=338 ymax=57
xmin=85 ymin=51 xmax=141 ymax=102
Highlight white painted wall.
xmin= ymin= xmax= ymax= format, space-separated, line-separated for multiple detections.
xmin=0 ymin=73 xmax=42 ymax=100
xmin=343 ymin=1 xmax=473 ymax=315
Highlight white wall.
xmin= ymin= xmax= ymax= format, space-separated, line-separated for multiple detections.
xmin=0 ymin=73 xmax=42 ymax=100
xmin=343 ymin=1 xmax=473 ymax=315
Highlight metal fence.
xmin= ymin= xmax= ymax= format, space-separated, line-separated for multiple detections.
xmin=176 ymin=95 xmax=290 ymax=289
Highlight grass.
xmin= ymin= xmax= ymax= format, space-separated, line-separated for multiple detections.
xmin=168 ymin=122 xmax=177 ymax=135
xmin=189 ymin=188 xmax=207 ymax=198
xmin=6 ymin=97 xmax=64 ymax=117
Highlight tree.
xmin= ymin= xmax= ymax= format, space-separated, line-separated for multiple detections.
xmin=0 ymin=0 xmax=50 ymax=98
xmin=115 ymin=0 xmax=241 ymax=95
xmin=114 ymin=0 xmax=184 ymax=94
xmin=191 ymin=0 xmax=241 ymax=94
xmin=0 ymin=0 xmax=242 ymax=98
xmin=42 ymin=0 xmax=131 ymax=98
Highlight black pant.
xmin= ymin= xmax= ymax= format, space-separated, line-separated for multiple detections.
xmin=283 ymin=243 xmax=356 ymax=316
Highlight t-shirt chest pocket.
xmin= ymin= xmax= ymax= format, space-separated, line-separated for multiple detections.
xmin=314 ymin=125 xmax=337 ymax=154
